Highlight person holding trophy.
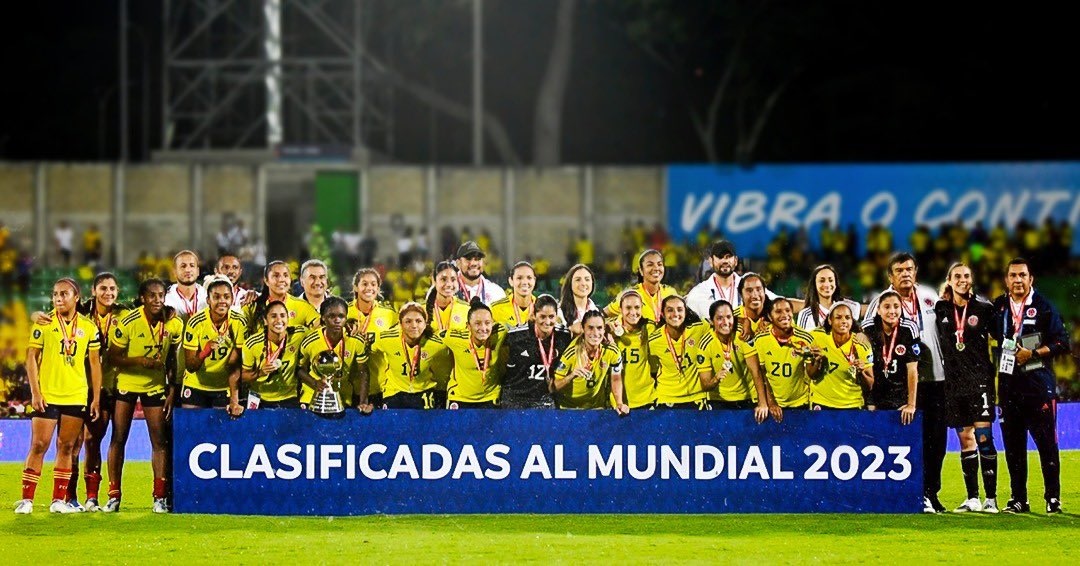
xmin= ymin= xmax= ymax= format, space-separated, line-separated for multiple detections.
xmin=232 ymin=300 xmax=307 ymax=413
xmin=298 ymin=297 xmax=372 ymax=415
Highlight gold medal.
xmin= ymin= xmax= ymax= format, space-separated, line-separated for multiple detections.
xmin=956 ymin=341 xmax=965 ymax=352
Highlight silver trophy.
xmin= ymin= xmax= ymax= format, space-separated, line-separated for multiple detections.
xmin=309 ymin=350 xmax=346 ymax=418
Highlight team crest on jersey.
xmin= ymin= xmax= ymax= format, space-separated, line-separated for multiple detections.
xmin=289 ymin=311 xmax=297 ymax=318
xmin=376 ymin=319 xmax=385 ymax=327
xmin=76 ymin=329 xmax=85 ymax=338
xmin=448 ymin=402 xmax=460 ymax=410
xmin=182 ymin=388 xmax=191 ymax=399
xmin=1026 ymin=307 xmax=1037 ymax=318
xmin=967 ymin=315 xmax=978 ymax=326
xmin=686 ymin=338 xmax=695 ymax=347
xmin=453 ymin=315 xmax=462 ymax=323
xmin=924 ymin=298 xmax=934 ymax=307
xmin=421 ymin=351 xmax=429 ymax=360
xmin=895 ymin=344 xmax=907 ymax=356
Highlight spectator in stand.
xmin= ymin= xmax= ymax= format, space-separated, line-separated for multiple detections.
xmin=397 ymin=227 xmax=414 ymax=269
xmin=648 ymin=223 xmax=669 ymax=250
xmin=82 ymin=224 xmax=103 ymax=267
xmin=54 ymin=221 xmax=74 ymax=267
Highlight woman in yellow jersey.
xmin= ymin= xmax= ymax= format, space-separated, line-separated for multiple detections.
xmin=437 ymin=298 xmax=506 ymax=409
xmin=106 ymin=278 xmax=183 ymax=513
xmin=734 ymin=272 xmax=771 ymax=342
xmin=558 ymin=263 xmax=598 ymax=335
xmin=604 ymin=249 xmax=678 ymax=322
xmin=244 ymin=261 xmax=320 ymax=333
xmin=347 ymin=267 xmax=399 ymax=407
xmin=649 ymin=295 xmax=710 ymax=410
xmin=232 ymin=300 xmax=306 ymax=413
xmin=182 ymin=277 xmax=247 ymax=409
xmin=750 ymin=298 xmax=821 ymax=422
xmin=370 ymin=303 xmax=449 ymax=409
xmin=608 ymin=290 xmax=655 ymax=409
xmin=16 ymin=278 xmax=102 ymax=515
xmin=426 ymin=261 xmax=471 ymax=408
xmin=29 ymin=272 xmax=126 ymax=510
xmin=490 ymin=262 xmax=537 ymax=329
xmin=297 ymin=297 xmax=372 ymax=413
xmin=699 ymin=300 xmax=769 ymax=423
xmin=553 ymin=311 xmax=628 ymax=413
xmin=808 ymin=303 xmax=873 ymax=410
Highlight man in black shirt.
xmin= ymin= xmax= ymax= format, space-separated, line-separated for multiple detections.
xmin=499 ymin=295 xmax=572 ymax=409
xmin=990 ymin=258 xmax=1070 ymax=514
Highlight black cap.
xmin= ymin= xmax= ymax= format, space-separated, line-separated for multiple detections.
xmin=456 ymin=241 xmax=485 ymax=259
xmin=709 ymin=240 xmax=737 ymax=259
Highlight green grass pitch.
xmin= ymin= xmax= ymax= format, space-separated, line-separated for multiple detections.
xmin=1 ymin=453 xmax=1076 ymax=563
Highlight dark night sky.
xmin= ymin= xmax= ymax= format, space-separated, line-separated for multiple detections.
xmin=1 ymin=1 xmax=1078 ymax=164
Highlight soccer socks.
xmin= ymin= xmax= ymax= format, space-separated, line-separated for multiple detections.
xmin=153 ymin=478 xmax=167 ymax=499
xmin=67 ymin=461 xmax=80 ymax=502
xmin=85 ymin=471 xmax=103 ymax=501
xmin=52 ymin=468 xmax=73 ymax=502
xmin=108 ymin=481 xmax=122 ymax=501
xmin=975 ymin=427 xmax=998 ymax=499
xmin=22 ymin=468 xmax=41 ymax=500
xmin=960 ymin=450 xmax=979 ymax=500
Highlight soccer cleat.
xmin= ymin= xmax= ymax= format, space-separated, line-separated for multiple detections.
xmin=50 ymin=499 xmax=79 ymax=514
xmin=1003 ymin=499 xmax=1030 ymax=514
xmin=982 ymin=498 xmax=999 ymax=514
xmin=954 ymin=498 xmax=983 ymax=513
xmin=1046 ymin=499 xmax=1062 ymax=514
xmin=13 ymin=499 xmax=33 ymax=514
xmin=152 ymin=498 xmax=170 ymax=514
xmin=922 ymin=497 xmax=939 ymax=514
xmin=101 ymin=497 xmax=121 ymax=513
xmin=85 ymin=498 xmax=100 ymax=512
xmin=66 ymin=499 xmax=86 ymax=512
xmin=928 ymin=495 xmax=946 ymax=513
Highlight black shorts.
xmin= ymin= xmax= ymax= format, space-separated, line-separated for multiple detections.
xmin=709 ymin=399 xmax=755 ymax=410
xmin=94 ymin=389 xmax=116 ymax=414
xmin=180 ymin=386 xmax=229 ymax=408
xmin=367 ymin=393 xmax=383 ymax=409
xmin=32 ymin=404 xmax=87 ymax=420
xmin=116 ymin=389 xmax=168 ymax=408
xmin=655 ymin=400 xmax=710 ymax=411
xmin=383 ymin=391 xmax=437 ymax=410
xmin=432 ymin=390 xmax=448 ymax=410
xmin=447 ymin=400 xmax=498 ymax=409
xmin=946 ymin=389 xmax=996 ymax=428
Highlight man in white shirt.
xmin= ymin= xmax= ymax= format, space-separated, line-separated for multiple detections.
xmin=861 ymin=252 xmax=947 ymax=514
xmin=454 ymin=241 xmax=506 ymax=306
xmin=54 ymin=221 xmax=74 ymax=267
xmin=165 ymin=249 xmax=207 ymax=321
xmin=686 ymin=240 xmax=779 ymax=320
xmin=215 ymin=253 xmax=254 ymax=311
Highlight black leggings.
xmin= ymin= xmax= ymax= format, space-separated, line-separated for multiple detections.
xmin=1001 ymin=395 xmax=1060 ymax=502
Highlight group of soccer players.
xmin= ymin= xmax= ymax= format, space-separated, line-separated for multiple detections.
xmin=14 ymin=239 xmax=1068 ymax=516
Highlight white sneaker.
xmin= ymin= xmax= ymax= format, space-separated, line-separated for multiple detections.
xmin=13 ymin=499 xmax=32 ymax=514
xmin=152 ymin=498 xmax=170 ymax=514
xmin=66 ymin=499 xmax=86 ymax=512
xmin=922 ymin=497 xmax=938 ymax=514
xmin=982 ymin=498 xmax=999 ymax=514
xmin=50 ymin=499 xmax=79 ymax=514
xmin=101 ymin=497 xmax=121 ymax=513
xmin=85 ymin=498 xmax=100 ymax=512
xmin=954 ymin=498 xmax=983 ymax=513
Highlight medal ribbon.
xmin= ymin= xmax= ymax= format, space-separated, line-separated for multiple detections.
xmin=953 ymin=301 xmax=969 ymax=347
xmin=1008 ymin=292 xmax=1030 ymax=340
xmin=179 ymin=287 xmax=199 ymax=316
xmin=401 ymin=334 xmax=422 ymax=381
xmin=467 ymin=337 xmax=491 ymax=381
xmin=144 ymin=308 xmax=165 ymax=351
xmin=322 ymin=329 xmax=347 ymax=369
xmin=266 ymin=331 xmax=287 ymax=365
xmin=459 ymin=274 xmax=484 ymax=303
xmin=536 ymin=329 xmax=556 ymax=376
xmin=512 ymin=298 xmax=534 ymax=327
xmin=435 ymin=300 xmax=453 ymax=331
xmin=712 ymin=275 xmax=736 ymax=305
xmin=880 ymin=325 xmax=899 ymax=372
xmin=56 ymin=313 xmax=78 ymax=357
xmin=900 ymin=289 xmax=923 ymax=331
xmin=664 ymin=326 xmax=686 ymax=372
xmin=579 ymin=343 xmax=602 ymax=374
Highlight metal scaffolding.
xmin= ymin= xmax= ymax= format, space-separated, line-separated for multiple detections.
xmin=162 ymin=0 xmax=391 ymax=152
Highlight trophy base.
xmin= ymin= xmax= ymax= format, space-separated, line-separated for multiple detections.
xmin=310 ymin=409 xmax=346 ymax=420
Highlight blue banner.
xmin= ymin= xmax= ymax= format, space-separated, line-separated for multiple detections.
xmin=0 ymin=419 xmax=150 ymax=462
xmin=173 ymin=410 xmax=923 ymax=515
xmin=667 ymin=162 xmax=1080 ymax=253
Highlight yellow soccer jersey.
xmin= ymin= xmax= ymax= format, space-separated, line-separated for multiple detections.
xmin=368 ymin=327 xmax=448 ymax=398
xmin=648 ymin=322 xmax=708 ymax=404
xmin=429 ymin=298 xmax=470 ymax=333
xmin=242 ymin=328 xmax=306 ymax=402
xmin=750 ymin=326 xmax=815 ymax=408
xmin=489 ymin=296 xmax=535 ymax=329
xmin=29 ymin=313 xmax=101 ymax=405
xmin=182 ymin=308 xmax=247 ymax=392
xmin=437 ymin=326 xmax=506 ymax=404
xmin=613 ymin=323 xmax=655 ymax=408
xmin=243 ymin=294 xmax=320 ymax=333
xmin=699 ymin=330 xmax=756 ymax=403
xmin=733 ymin=306 xmax=770 ymax=337
xmin=113 ymin=307 xmax=184 ymax=394
xmin=347 ymin=300 xmax=398 ymax=398
xmin=554 ymin=342 xmax=622 ymax=409
xmin=297 ymin=328 xmax=368 ymax=405
xmin=89 ymin=307 xmax=125 ymax=391
xmin=810 ymin=329 xmax=871 ymax=409
xmin=604 ymin=283 xmax=678 ymax=322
